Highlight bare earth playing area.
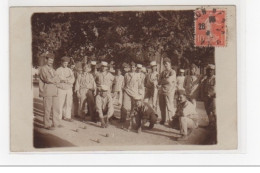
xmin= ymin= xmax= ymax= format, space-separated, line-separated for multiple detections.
xmin=33 ymin=84 xmax=216 ymax=148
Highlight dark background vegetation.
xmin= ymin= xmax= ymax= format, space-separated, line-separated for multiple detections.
xmin=31 ymin=11 xmax=214 ymax=69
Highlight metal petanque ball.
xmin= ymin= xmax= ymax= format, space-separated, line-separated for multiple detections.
xmin=97 ymin=139 xmax=100 ymax=143
xmin=83 ymin=126 xmax=87 ymax=129
xmin=75 ymin=129 xmax=79 ymax=132
xmin=105 ymin=133 xmax=109 ymax=137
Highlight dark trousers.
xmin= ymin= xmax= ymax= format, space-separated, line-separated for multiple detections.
xmin=135 ymin=113 xmax=158 ymax=130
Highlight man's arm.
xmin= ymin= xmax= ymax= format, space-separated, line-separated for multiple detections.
xmin=66 ymin=69 xmax=75 ymax=84
xmin=74 ymin=75 xmax=80 ymax=92
xmin=39 ymin=67 xmax=59 ymax=84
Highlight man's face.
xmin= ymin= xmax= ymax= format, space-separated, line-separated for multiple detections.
xmin=91 ymin=65 xmax=96 ymax=71
xmin=101 ymin=66 xmax=107 ymax=72
xmin=164 ymin=62 xmax=171 ymax=70
xmin=135 ymin=100 xmax=142 ymax=108
xmin=116 ymin=69 xmax=121 ymax=75
xmin=177 ymin=94 xmax=187 ymax=104
xmin=131 ymin=66 xmax=136 ymax=72
xmin=70 ymin=65 xmax=75 ymax=70
xmin=206 ymin=69 xmax=214 ymax=77
xmin=62 ymin=62 xmax=68 ymax=68
xmin=180 ymin=72 xmax=184 ymax=76
xmin=136 ymin=68 xmax=141 ymax=72
xmin=78 ymin=69 xmax=83 ymax=74
xmin=83 ymin=66 xmax=88 ymax=72
xmin=46 ymin=58 xmax=54 ymax=66
xmin=190 ymin=67 xmax=196 ymax=75
xmin=152 ymin=66 xmax=157 ymax=72
xmin=100 ymin=91 xmax=108 ymax=98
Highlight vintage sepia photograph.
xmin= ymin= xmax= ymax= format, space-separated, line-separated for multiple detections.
xmin=10 ymin=6 xmax=237 ymax=151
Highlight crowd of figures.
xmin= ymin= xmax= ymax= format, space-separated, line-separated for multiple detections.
xmin=38 ymin=53 xmax=216 ymax=141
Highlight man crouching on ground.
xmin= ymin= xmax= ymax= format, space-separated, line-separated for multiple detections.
xmin=95 ymin=85 xmax=114 ymax=128
xmin=131 ymin=95 xmax=158 ymax=133
xmin=173 ymin=89 xmax=199 ymax=141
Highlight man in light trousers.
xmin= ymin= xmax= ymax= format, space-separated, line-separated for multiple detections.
xmin=38 ymin=53 xmax=62 ymax=130
xmin=56 ymin=56 xmax=75 ymax=122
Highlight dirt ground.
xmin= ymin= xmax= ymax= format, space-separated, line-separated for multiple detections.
xmin=33 ymin=84 xmax=216 ymax=148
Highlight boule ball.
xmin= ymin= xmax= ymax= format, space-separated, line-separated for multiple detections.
xmin=75 ymin=129 xmax=79 ymax=132
xmin=97 ymin=139 xmax=100 ymax=143
xmin=83 ymin=126 xmax=87 ymax=129
xmin=106 ymin=133 xmax=109 ymax=137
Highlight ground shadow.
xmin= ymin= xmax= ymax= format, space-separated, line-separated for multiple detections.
xmin=33 ymin=129 xmax=75 ymax=148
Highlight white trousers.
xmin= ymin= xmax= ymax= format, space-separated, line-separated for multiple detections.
xmin=58 ymin=88 xmax=73 ymax=119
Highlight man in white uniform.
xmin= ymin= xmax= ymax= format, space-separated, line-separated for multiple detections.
xmin=56 ymin=56 xmax=75 ymax=121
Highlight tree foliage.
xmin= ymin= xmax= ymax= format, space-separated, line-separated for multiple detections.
xmin=31 ymin=11 xmax=214 ymax=69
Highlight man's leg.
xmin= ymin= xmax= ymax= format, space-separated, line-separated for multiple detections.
xmin=148 ymin=113 xmax=158 ymax=129
xmin=87 ymin=90 xmax=97 ymax=122
xmin=118 ymin=90 xmax=123 ymax=106
xmin=179 ymin=117 xmax=196 ymax=135
xmin=204 ymin=97 xmax=214 ymax=126
xmin=52 ymin=96 xmax=61 ymax=127
xmin=143 ymin=89 xmax=150 ymax=104
xmin=121 ymin=92 xmax=131 ymax=123
xmin=64 ymin=89 xmax=73 ymax=119
xmin=78 ymin=89 xmax=87 ymax=118
xmin=158 ymin=93 xmax=166 ymax=124
xmin=165 ymin=92 xmax=175 ymax=122
xmin=43 ymin=97 xmax=52 ymax=128
xmin=135 ymin=114 xmax=142 ymax=133
xmin=152 ymin=88 xmax=158 ymax=110
xmin=58 ymin=89 xmax=66 ymax=120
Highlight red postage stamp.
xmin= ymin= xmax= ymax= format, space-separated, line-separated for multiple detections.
xmin=195 ymin=8 xmax=226 ymax=47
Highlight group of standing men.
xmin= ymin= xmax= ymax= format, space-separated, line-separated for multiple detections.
xmin=38 ymin=53 xmax=216 ymax=141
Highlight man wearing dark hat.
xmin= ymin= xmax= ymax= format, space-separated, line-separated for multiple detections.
xmin=121 ymin=62 xmax=143 ymax=129
xmin=56 ymin=56 xmax=75 ymax=122
xmin=158 ymin=58 xmax=176 ymax=125
xmin=202 ymin=64 xmax=216 ymax=128
xmin=173 ymin=90 xmax=198 ymax=141
xmin=38 ymin=53 xmax=62 ymax=130
xmin=131 ymin=95 xmax=158 ymax=133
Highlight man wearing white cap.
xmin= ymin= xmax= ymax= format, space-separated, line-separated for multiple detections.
xmin=74 ymin=63 xmax=97 ymax=122
xmin=95 ymin=85 xmax=114 ymax=128
xmin=56 ymin=56 xmax=75 ymax=122
xmin=90 ymin=61 xmax=98 ymax=80
xmin=95 ymin=61 xmax=115 ymax=93
xmin=144 ymin=61 xmax=159 ymax=109
xmin=158 ymin=58 xmax=176 ymax=125
xmin=176 ymin=69 xmax=185 ymax=90
xmin=131 ymin=95 xmax=158 ymax=133
xmin=121 ymin=62 xmax=143 ymax=129
xmin=202 ymin=64 xmax=216 ymax=128
xmin=136 ymin=64 xmax=145 ymax=98
xmin=171 ymin=90 xmax=198 ymax=141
